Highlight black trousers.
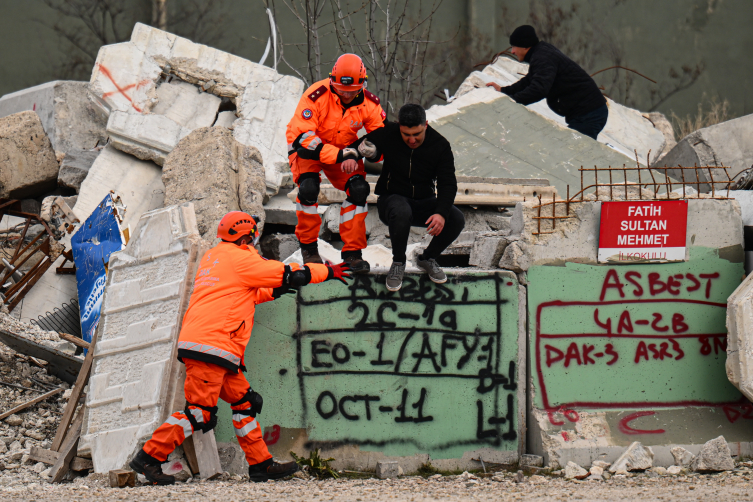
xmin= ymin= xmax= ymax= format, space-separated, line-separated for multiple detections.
xmin=566 ymin=104 xmax=609 ymax=140
xmin=377 ymin=193 xmax=465 ymax=263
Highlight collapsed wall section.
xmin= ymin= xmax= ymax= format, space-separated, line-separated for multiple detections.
xmin=214 ymin=272 xmax=526 ymax=474
xmin=79 ymin=203 xmax=203 ymax=472
xmin=520 ymin=197 xmax=753 ymax=467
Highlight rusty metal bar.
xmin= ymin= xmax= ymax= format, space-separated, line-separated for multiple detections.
xmin=12 ymin=218 xmax=31 ymax=261
xmin=609 ymin=168 xmax=613 ymax=200
xmin=551 ymin=192 xmax=556 ymax=230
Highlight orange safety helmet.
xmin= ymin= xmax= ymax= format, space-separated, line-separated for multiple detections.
xmin=217 ymin=211 xmax=261 ymax=245
xmin=329 ymin=54 xmax=368 ymax=92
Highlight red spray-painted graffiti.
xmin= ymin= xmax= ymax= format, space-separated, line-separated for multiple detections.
xmin=617 ymin=411 xmax=665 ymax=435
xmin=97 ymin=64 xmax=150 ymax=113
xmin=263 ymin=424 xmax=280 ymax=446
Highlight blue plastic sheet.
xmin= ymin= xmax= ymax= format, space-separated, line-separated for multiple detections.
xmin=71 ymin=193 xmax=125 ymax=344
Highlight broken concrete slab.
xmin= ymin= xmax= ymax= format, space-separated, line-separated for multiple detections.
xmin=453 ymin=57 xmax=667 ymax=165
xmin=608 ymin=442 xmax=654 ymax=472
xmin=106 ymin=110 xmax=188 ymax=166
xmin=564 ymin=461 xmax=589 ymax=479
xmin=58 ymin=150 xmax=100 ymax=192
xmin=162 ymin=126 xmax=266 ymax=243
xmin=89 ymin=23 xmax=304 ymax=193
xmin=648 ymin=112 xmax=677 ymax=163
xmin=670 ymin=447 xmax=694 ymax=467
xmin=152 ymin=80 xmax=221 ymax=130
xmin=0 ymin=81 xmax=107 ymax=155
xmin=469 ymin=235 xmax=508 ymax=268
xmin=689 ymin=436 xmax=735 ymax=472
xmin=72 ymin=145 xmax=164 ymax=232
xmin=79 ymin=203 xmax=205 ymax=473
xmin=0 ymin=111 xmax=59 ymax=199
xmin=427 ymin=88 xmax=672 ymax=197
xmin=657 ymin=113 xmax=753 ymax=191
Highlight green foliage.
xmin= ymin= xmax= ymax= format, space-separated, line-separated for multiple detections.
xmin=290 ymin=449 xmax=339 ymax=479
xmin=416 ymin=461 xmax=440 ymax=477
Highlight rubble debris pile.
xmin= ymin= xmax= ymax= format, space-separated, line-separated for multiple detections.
xmin=89 ymin=23 xmax=303 ymax=192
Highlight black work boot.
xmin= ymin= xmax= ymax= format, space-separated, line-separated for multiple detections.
xmin=301 ymin=242 xmax=323 ymax=264
xmin=129 ymin=449 xmax=175 ymax=486
xmin=248 ymin=457 xmax=299 ymax=482
xmin=342 ymin=252 xmax=370 ymax=274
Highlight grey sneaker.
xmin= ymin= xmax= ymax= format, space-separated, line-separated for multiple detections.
xmin=416 ymin=257 xmax=447 ymax=284
xmin=386 ymin=262 xmax=405 ymax=291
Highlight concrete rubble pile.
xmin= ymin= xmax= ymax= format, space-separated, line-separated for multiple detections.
xmin=89 ymin=22 xmax=302 ymax=193
xmin=1 ymin=19 xmax=753 ymax=489
xmin=657 ymin=113 xmax=753 ymax=191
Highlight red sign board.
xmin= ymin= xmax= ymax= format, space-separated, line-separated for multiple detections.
xmin=598 ymin=200 xmax=688 ymax=263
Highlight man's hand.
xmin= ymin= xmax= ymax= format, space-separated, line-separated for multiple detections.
xmin=358 ymin=139 xmax=377 ymax=159
xmin=425 ymin=214 xmax=445 ymax=236
xmin=341 ymin=147 xmax=359 ymax=160
xmin=341 ymin=158 xmax=359 ymax=173
xmin=486 ymin=82 xmax=502 ymax=92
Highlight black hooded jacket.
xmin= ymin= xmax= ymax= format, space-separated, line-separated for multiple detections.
xmin=500 ymin=42 xmax=606 ymax=121
xmin=350 ymin=121 xmax=457 ymax=219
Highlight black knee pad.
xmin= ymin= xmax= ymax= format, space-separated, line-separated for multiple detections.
xmin=231 ymin=390 xmax=264 ymax=418
xmin=345 ymin=175 xmax=370 ymax=206
xmin=185 ymin=403 xmax=218 ymax=433
xmin=298 ymin=173 xmax=320 ymax=206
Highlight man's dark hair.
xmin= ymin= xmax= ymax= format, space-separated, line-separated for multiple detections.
xmin=398 ymin=104 xmax=426 ymax=128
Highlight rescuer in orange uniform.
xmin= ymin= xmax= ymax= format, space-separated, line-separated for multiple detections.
xmin=286 ymin=53 xmax=386 ymax=273
xmin=129 ymin=212 xmax=352 ymax=485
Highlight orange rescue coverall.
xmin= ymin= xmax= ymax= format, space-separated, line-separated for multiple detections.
xmin=143 ymin=242 xmax=329 ymax=466
xmin=286 ymin=79 xmax=386 ymax=251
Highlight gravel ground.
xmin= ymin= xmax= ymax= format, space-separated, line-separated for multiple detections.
xmin=0 ymin=467 xmax=752 ymax=501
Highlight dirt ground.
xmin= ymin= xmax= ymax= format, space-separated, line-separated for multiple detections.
xmin=1 ymin=468 xmax=752 ymax=502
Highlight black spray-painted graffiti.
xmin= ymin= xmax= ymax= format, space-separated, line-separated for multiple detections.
xmin=295 ymin=273 xmax=519 ymax=452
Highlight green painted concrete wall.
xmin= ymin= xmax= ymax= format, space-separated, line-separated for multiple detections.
xmin=528 ymin=246 xmax=744 ymax=414
xmin=216 ymin=272 xmax=522 ymax=460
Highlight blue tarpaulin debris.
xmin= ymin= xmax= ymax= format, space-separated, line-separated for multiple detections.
xmin=71 ymin=193 xmax=125 ymax=344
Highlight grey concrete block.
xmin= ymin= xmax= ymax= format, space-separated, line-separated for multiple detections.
xmin=469 ymin=235 xmax=508 ymax=268
xmin=520 ymin=454 xmax=543 ymax=467
xmin=0 ymin=81 xmax=107 ymax=154
xmin=376 ymin=460 xmax=399 ymax=479
xmin=658 ymin=113 xmax=753 ymax=191
xmin=73 ymin=145 xmax=164 ymax=231
xmin=0 ymin=111 xmax=59 ymax=199
xmin=58 ymin=149 xmax=100 ymax=192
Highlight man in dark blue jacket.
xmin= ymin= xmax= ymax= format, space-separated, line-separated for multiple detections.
xmin=350 ymin=104 xmax=465 ymax=292
xmin=486 ymin=25 xmax=608 ymax=139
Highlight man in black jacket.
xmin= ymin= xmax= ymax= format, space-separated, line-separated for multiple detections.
xmin=486 ymin=25 xmax=608 ymax=139
xmin=351 ymin=104 xmax=465 ymax=291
